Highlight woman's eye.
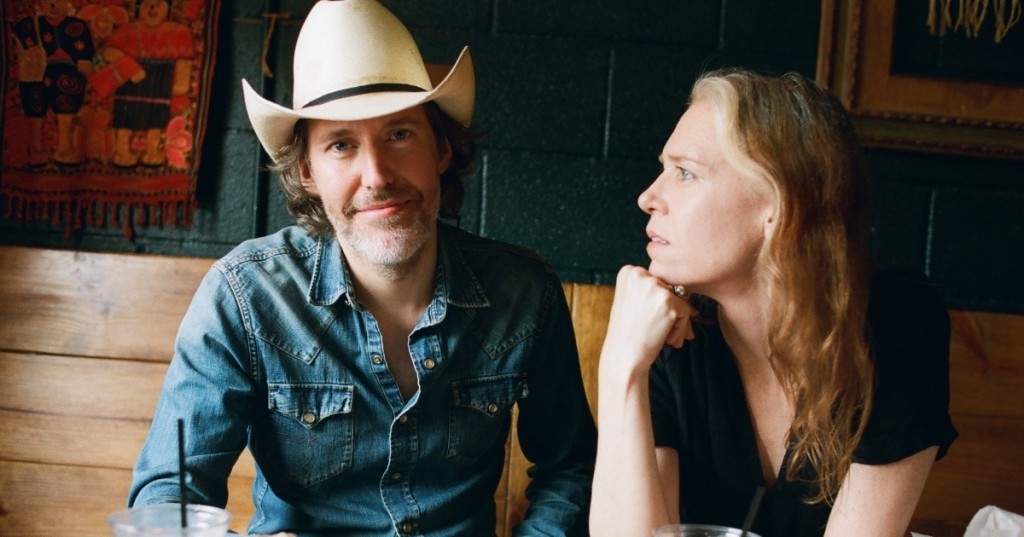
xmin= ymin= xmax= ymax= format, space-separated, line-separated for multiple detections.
xmin=676 ymin=167 xmax=694 ymax=181
xmin=330 ymin=141 xmax=352 ymax=152
xmin=391 ymin=129 xmax=412 ymax=141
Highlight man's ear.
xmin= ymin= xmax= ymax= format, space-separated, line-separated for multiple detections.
xmin=299 ymin=161 xmax=320 ymax=196
xmin=436 ymin=139 xmax=452 ymax=175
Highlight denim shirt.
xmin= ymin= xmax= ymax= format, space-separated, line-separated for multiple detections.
xmin=129 ymin=223 xmax=597 ymax=536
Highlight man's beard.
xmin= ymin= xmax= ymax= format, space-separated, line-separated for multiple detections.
xmin=330 ymin=187 xmax=439 ymax=277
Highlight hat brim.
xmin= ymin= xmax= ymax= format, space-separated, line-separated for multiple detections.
xmin=242 ymin=47 xmax=475 ymax=162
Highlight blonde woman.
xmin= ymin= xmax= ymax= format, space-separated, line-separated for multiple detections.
xmin=590 ymin=69 xmax=957 ymax=537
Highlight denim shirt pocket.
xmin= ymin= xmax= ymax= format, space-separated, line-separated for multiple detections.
xmin=267 ymin=383 xmax=355 ymax=487
xmin=447 ymin=374 xmax=528 ymax=463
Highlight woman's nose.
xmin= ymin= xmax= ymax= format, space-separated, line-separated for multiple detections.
xmin=637 ymin=175 xmax=664 ymax=215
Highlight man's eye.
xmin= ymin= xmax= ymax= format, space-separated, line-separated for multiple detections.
xmin=392 ymin=129 xmax=412 ymax=140
xmin=331 ymin=141 xmax=352 ymax=151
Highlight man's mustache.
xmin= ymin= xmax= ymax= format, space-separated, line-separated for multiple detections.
xmin=342 ymin=188 xmax=422 ymax=217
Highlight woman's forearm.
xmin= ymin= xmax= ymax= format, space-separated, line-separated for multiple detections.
xmin=590 ymin=352 xmax=673 ymax=537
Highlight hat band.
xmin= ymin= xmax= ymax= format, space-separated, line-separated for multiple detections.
xmin=302 ymin=83 xmax=426 ymax=109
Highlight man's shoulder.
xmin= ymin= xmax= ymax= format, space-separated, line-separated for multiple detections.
xmin=443 ymin=223 xmax=554 ymax=277
xmin=215 ymin=226 xmax=320 ymax=273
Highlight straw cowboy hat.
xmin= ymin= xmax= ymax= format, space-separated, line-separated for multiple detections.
xmin=241 ymin=0 xmax=475 ymax=162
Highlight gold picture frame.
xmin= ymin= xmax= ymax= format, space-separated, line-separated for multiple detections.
xmin=816 ymin=0 xmax=1024 ymax=160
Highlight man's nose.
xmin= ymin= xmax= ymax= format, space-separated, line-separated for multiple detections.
xmin=358 ymin=143 xmax=392 ymax=188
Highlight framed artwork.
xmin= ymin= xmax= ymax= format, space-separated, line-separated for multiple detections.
xmin=816 ymin=0 xmax=1024 ymax=160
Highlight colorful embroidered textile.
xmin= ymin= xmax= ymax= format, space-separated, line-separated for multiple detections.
xmin=2 ymin=0 xmax=221 ymax=238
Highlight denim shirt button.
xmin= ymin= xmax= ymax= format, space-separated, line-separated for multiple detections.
xmin=423 ymin=358 xmax=436 ymax=370
xmin=486 ymin=403 xmax=499 ymax=415
xmin=391 ymin=472 xmax=402 ymax=481
xmin=301 ymin=411 xmax=316 ymax=424
xmin=400 ymin=521 xmax=415 ymax=534
xmin=371 ymin=354 xmax=384 ymax=365
xmin=398 ymin=414 xmax=409 ymax=424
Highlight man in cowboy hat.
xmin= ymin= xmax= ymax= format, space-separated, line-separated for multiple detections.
xmin=127 ymin=1 xmax=596 ymax=535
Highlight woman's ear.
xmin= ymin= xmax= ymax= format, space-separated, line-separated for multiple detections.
xmin=762 ymin=207 xmax=778 ymax=240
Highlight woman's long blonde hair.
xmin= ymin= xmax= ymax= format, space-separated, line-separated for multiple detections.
xmin=691 ymin=68 xmax=874 ymax=504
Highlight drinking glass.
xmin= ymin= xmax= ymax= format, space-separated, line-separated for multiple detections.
xmin=652 ymin=523 xmax=762 ymax=537
xmin=108 ymin=503 xmax=231 ymax=536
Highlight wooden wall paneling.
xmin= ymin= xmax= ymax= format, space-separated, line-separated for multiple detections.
xmin=0 ymin=350 xmax=257 ymax=536
xmin=0 ymin=246 xmax=210 ymax=361
xmin=567 ymin=283 xmax=615 ymax=420
xmin=0 ymin=352 xmax=166 ymax=421
xmin=0 ymin=352 xmax=257 ymax=475
xmin=915 ymin=415 xmax=1024 ymax=533
xmin=0 ymin=405 xmax=151 ymax=471
xmin=0 ymin=460 xmax=254 ymax=537
xmin=0 ymin=461 xmax=138 ymax=537
xmin=948 ymin=311 xmax=1024 ymax=418
xmin=911 ymin=310 xmax=1024 ymax=533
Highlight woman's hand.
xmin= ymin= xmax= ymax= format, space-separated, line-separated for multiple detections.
xmin=602 ymin=265 xmax=696 ymax=376
xmin=590 ymin=265 xmax=693 ymax=536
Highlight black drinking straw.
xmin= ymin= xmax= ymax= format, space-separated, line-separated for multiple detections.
xmin=178 ymin=418 xmax=187 ymax=529
xmin=740 ymin=485 xmax=765 ymax=537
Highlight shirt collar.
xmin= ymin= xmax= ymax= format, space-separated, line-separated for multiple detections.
xmin=437 ymin=222 xmax=490 ymax=309
xmin=307 ymin=234 xmax=349 ymax=307
xmin=305 ymin=223 xmax=491 ymax=310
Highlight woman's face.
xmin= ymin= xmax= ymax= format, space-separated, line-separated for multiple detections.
xmin=639 ymin=99 xmax=775 ymax=298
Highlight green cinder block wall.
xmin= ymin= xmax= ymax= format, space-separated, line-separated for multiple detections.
xmin=1 ymin=0 xmax=1022 ymax=314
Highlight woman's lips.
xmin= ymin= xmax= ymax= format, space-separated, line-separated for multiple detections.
xmin=646 ymin=228 xmax=669 ymax=245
